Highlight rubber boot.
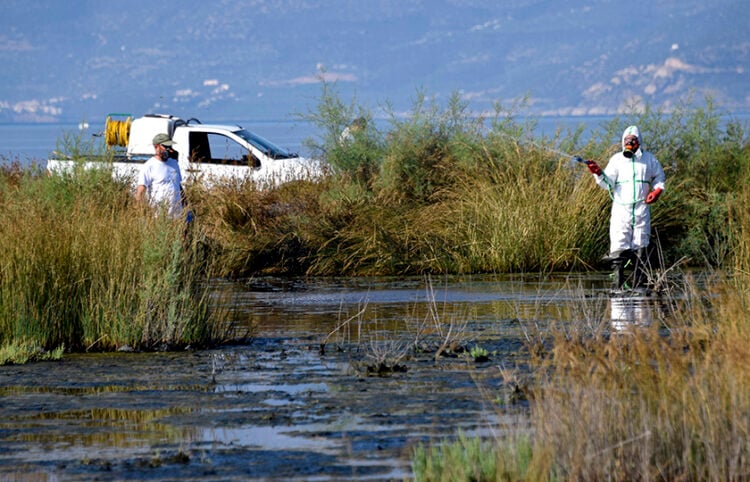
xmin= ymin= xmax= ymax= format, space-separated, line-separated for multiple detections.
xmin=633 ymin=247 xmax=649 ymax=291
xmin=611 ymin=256 xmax=625 ymax=291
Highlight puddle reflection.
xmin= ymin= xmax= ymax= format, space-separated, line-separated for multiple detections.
xmin=216 ymin=273 xmax=618 ymax=338
xmin=203 ymin=425 xmax=339 ymax=451
xmin=4 ymin=407 xmax=196 ymax=462
xmin=609 ymin=296 xmax=655 ymax=332
xmin=214 ymin=381 xmax=328 ymax=395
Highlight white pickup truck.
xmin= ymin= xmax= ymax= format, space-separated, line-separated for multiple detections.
xmin=47 ymin=113 xmax=321 ymax=185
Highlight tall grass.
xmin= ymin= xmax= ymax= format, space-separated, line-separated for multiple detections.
xmin=185 ymin=176 xmax=328 ymax=276
xmin=0 ymin=165 xmax=223 ymax=361
xmin=412 ymin=273 xmax=750 ymax=481
xmin=430 ymin=135 xmax=607 ymax=273
xmin=515 ymin=273 xmax=748 ymax=480
xmin=199 ymin=87 xmax=749 ymax=277
xmin=413 ymin=175 xmax=750 ymax=480
xmin=729 ymin=153 xmax=750 ymax=278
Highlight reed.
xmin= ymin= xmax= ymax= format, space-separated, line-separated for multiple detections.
xmin=185 ymin=176 xmax=328 ymax=277
xmin=729 ymin=156 xmax=750 ymax=278
xmin=292 ymin=93 xmax=613 ymax=275
xmin=412 ymin=270 xmax=750 ymax=481
xmin=0 ymin=166 xmax=224 ymax=359
xmin=428 ymin=137 xmax=608 ymax=273
xmin=526 ymin=278 xmax=750 ymax=480
xmin=198 ymin=88 xmax=748 ymax=277
xmin=0 ymin=340 xmax=65 ymax=365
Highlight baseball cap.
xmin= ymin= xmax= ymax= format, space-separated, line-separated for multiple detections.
xmin=152 ymin=133 xmax=176 ymax=146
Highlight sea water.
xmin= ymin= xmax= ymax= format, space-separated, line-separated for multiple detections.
xmin=0 ymin=119 xmax=319 ymax=168
xmin=0 ymin=115 xmax=604 ymax=169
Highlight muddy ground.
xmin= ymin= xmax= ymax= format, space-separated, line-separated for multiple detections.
xmin=0 ymin=332 xmax=530 ymax=481
xmin=2 ymin=274 xmax=631 ymax=481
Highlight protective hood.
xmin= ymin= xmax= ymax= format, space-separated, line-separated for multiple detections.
xmin=621 ymin=125 xmax=642 ymax=150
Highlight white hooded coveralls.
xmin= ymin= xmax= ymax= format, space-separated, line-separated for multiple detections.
xmin=593 ymin=126 xmax=666 ymax=255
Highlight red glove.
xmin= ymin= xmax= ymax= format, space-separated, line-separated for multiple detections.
xmin=645 ymin=187 xmax=663 ymax=204
xmin=585 ymin=160 xmax=602 ymax=176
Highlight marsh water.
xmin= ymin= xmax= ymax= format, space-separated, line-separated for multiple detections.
xmin=0 ymin=273 xmax=669 ymax=481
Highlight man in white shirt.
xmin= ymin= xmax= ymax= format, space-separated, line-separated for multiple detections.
xmin=136 ymin=133 xmax=184 ymax=218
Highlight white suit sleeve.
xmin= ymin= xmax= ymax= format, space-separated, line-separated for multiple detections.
xmin=650 ymin=156 xmax=665 ymax=191
xmin=594 ymin=158 xmax=617 ymax=191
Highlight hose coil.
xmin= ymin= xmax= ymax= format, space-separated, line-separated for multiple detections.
xmin=105 ymin=116 xmax=132 ymax=148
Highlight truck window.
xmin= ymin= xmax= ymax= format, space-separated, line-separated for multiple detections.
xmin=189 ymin=132 xmax=210 ymax=164
xmin=206 ymin=133 xmax=259 ymax=167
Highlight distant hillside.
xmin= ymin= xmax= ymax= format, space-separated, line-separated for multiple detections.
xmin=0 ymin=0 xmax=748 ymax=123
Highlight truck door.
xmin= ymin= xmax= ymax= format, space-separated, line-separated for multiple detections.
xmin=206 ymin=133 xmax=260 ymax=168
xmin=188 ymin=132 xmax=211 ymax=164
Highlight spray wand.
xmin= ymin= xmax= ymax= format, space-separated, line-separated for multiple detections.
xmin=494 ymin=130 xmax=595 ymax=169
xmin=494 ymin=131 xmax=617 ymax=201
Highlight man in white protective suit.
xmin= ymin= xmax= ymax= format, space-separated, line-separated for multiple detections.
xmin=584 ymin=125 xmax=666 ymax=292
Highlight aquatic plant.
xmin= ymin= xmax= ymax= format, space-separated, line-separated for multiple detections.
xmin=412 ymin=431 xmax=533 ymax=482
xmin=0 ymin=341 xmax=64 ymax=365
xmin=361 ymin=339 xmax=409 ymax=376
xmin=317 ymin=276 xmax=478 ymax=375
xmin=469 ymin=345 xmax=490 ymax=362
xmin=185 ymin=175 xmax=327 ymax=277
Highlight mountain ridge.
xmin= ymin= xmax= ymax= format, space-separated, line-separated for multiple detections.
xmin=1 ymin=0 xmax=747 ymax=123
